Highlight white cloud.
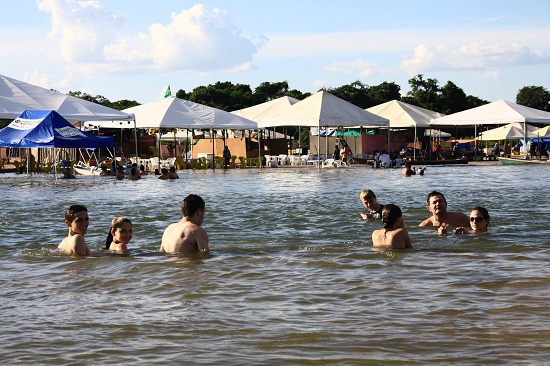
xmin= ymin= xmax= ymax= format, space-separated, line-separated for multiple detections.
xmin=324 ymin=59 xmax=383 ymax=78
xmin=400 ymin=41 xmax=550 ymax=73
xmin=36 ymin=0 xmax=125 ymax=63
xmin=36 ymin=1 xmax=266 ymax=74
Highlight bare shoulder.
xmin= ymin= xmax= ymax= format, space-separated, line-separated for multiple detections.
xmin=419 ymin=217 xmax=434 ymax=227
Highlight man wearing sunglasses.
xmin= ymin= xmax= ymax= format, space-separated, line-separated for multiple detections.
xmin=419 ymin=191 xmax=470 ymax=232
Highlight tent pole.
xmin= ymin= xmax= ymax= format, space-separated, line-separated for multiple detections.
xmin=413 ymin=126 xmax=417 ymax=161
xmin=133 ymin=119 xmax=138 ymax=165
xmin=258 ymin=129 xmax=262 ymax=170
xmin=317 ymin=123 xmax=321 ymax=169
xmin=211 ymin=129 xmax=215 ymax=171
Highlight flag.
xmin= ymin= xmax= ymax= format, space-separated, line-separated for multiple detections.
xmin=164 ymin=85 xmax=171 ymax=98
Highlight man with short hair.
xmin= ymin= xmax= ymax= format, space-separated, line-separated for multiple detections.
xmin=160 ymin=194 xmax=209 ymax=253
xmin=419 ymin=191 xmax=470 ymax=232
xmin=58 ymin=204 xmax=91 ymax=256
xmin=359 ymin=189 xmax=383 ymax=219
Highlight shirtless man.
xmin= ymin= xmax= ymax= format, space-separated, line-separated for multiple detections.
xmin=58 ymin=204 xmax=92 ymax=256
xmin=402 ymin=164 xmax=416 ymax=176
xmin=160 ymin=194 xmax=209 ymax=253
xmin=360 ymin=189 xmax=383 ymax=219
xmin=419 ymin=191 xmax=470 ymax=233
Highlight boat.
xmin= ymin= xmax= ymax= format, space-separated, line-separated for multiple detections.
xmin=498 ymin=157 xmax=550 ymax=165
xmin=73 ymin=161 xmax=101 ymax=175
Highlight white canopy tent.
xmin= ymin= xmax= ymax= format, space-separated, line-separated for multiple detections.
xmin=258 ymin=91 xmax=389 ymax=165
xmin=367 ymin=100 xmax=444 ymax=160
xmin=475 ymin=122 xmax=539 ymax=141
xmin=87 ymin=97 xmax=258 ymax=167
xmin=0 ymin=74 xmax=134 ymax=121
xmin=431 ymin=100 xmax=550 ymax=153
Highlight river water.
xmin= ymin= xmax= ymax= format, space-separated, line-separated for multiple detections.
xmin=1 ymin=164 xmax=549 ymax=365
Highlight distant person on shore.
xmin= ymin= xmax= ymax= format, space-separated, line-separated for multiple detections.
xmin=158 ymin=168 xmax=170 ymax=179
xmin=453 ymin=206 xmax=490 ymax=235
xmin=58 ymin=204 xmax=91 ymax=256
xmin=223 ymin=146 xmax=232 ymax=169
xmin=360 ymin=189 xmax=383 ymax=219
xmin=419 ymin=191 xmax=470 ymax=234
xmin=402 ymin=163 xmax=416 ymax=176
xmin=372 ymin=204 xmax=413 ymax=249
xmin=168 ymin=166 xmax=179 ymax=179
xmin=540 ymin=138 xmax=548 ymax=159
xmin=529 ymin=138 xmax=537 ymax=159
xmin=341 ymin=145 xmax=350 ymax=165
xmin=105 ymin=217 xmax=132 ymax=254
xmin=333 ymin=144 xmax=340 ymax=160
xmin=160 ymin=194 xmax=209 ymax=254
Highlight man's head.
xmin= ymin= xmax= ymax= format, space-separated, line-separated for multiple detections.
xmin=65 ymin=205 xmax=89 ymax=235
xmin=360 ymin=189 xmax=378 ymax=210
xmin=426 ymin=191 xmax=447 ymax=215
xmin=181 ymin=194 xmax=206 ymax=222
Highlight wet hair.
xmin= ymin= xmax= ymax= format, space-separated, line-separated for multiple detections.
xmin=130 ymin=167 xmax=137 ymax=176
xmin=161 ymin=168 xmax=169 ymax=175
xmin=105 ymin=217 xmax=132 ymax=249
xmin=169 ymin=166 xmax=176 ymax=172
xmin=65 ymin=204 xmax=87 ymax=222
xmin=360 ymin=189 xmax=376 ymax=200
xmin=381 ymin=204 xmax=402 ymax=239
xmin=427 ymin=191 xmax=446 ymax=204
xmin=472 ymin=206 xmax=490 ymax=228
xmin=181 ymin=194 xmax=205 ymax=217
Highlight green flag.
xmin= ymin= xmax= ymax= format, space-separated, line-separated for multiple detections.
xmin=164 ymin=85 xmax=171 ymax=98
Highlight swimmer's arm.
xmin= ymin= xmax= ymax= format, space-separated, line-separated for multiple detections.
xmin=195 ymin=228 xmax=209 ymax=252
xmin=73 ymin=235 xmax=91 ymax=256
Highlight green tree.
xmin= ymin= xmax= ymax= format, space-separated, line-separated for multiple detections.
xmin=516 ymin=86 xmax=550 ymax=111
xmin=438 ymin=81 xmax=469 ymax=114
xmin=285 ymin=89 xmax=311 ymax=100
xmin=175 ymin=89 xmax=189 ymax=100
xmin=406 ymin=74 xmax=441 ymax=111
xmin=367 ymin=81 xmax=401 ymax=106
xmin=187 ymin=81 xmax=255 ymax=111
xmin=110 ymin=99 xmax=140 ymax=110
xmin=326 ymin=80 xmax=372 ymax=108
xmin=254 ymin=81 xmax=289 ymax=102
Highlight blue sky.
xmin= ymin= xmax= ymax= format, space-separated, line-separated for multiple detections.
xmin=2 ymin=0 xmax=550 ymax=106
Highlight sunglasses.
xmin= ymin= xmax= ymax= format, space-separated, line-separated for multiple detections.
xmin=470 ymin=216 xmax=484 ymax=223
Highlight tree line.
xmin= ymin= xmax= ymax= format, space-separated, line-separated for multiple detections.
xmin=65 ymin=74 xmax=550 ymax=114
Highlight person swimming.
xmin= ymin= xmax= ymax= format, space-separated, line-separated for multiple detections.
xmin=371 ymin=204 xmax=413 ymax=249
xmin=105 ymin=217 xmax=133 ymax=254
xmin=454 ymin=206 xmax=490 ymax=234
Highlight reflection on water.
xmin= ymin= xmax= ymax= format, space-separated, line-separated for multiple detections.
xmin=1 ymin=164 xmax=550 ymax=364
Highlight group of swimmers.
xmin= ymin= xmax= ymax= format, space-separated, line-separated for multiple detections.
xmin=57 ymin=189 xmax=490 ymax=257
xmin=360 ymin=189 xmax=490 ymax=249
xmin=57 ymin=194 xmax=208 ymax=256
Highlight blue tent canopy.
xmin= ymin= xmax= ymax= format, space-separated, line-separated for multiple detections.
xmin=0 ymin=110 xmax=114 ymax=148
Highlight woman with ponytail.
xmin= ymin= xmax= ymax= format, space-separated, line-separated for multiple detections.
xmin=372 ymin=204 xmax=413 ymax=249
xmin=105 ymin=217 xmax=133 ymax=254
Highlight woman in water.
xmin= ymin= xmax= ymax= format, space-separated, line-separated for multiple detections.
xmin=454 ymin=206 xmax=490 ymax=234
xmin=372 ymin=204 xmax=413 ymax=249
xmin=105 ymin=217 xmax=133 ymax=254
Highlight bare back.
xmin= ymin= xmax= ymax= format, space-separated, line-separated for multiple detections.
xmin=160 ymin=219 xmax=209 ymax=253
xmin=372 ymin=228 xmax=413 ymax=249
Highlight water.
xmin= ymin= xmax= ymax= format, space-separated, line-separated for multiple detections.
xmin=1 ymin=164 xmax=550 ymax=365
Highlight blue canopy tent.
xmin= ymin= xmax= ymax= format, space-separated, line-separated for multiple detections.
xmin=0 ymin=110 xmax=114 ymax=175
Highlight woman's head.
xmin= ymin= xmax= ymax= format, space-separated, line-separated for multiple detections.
xmin=381 ymin=204 xmax=402 ymax=230
xmin=469 ymin=206 xmax=490 ymax=232
xmin=105 ymin=217 xmax=133 ymax=249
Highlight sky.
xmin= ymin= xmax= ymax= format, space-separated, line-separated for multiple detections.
xmin=2 ymin=0 xmax=550 ymax=106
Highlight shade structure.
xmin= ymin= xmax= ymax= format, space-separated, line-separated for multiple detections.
xmin=0 ymin=74 xmax=134 ymax=121
xmin=367 ymin=100 xmax=444 ymax=128
xmin=231 ymin=96 xmax=300 ymax=127
xmin=259 ymin=91 xmax=388 ymax=128
xmin=0 ymin=110 xmax=114 ymax=148
xmin=430 ymin=100 xmax=550 ymax=126
xmin=476 ymin=122 xmax=539 ymax=141
xmin=532 ymin=125 xmax=550 ymax=138
xmin=88 ymin=97 xmax=257 ymax=130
